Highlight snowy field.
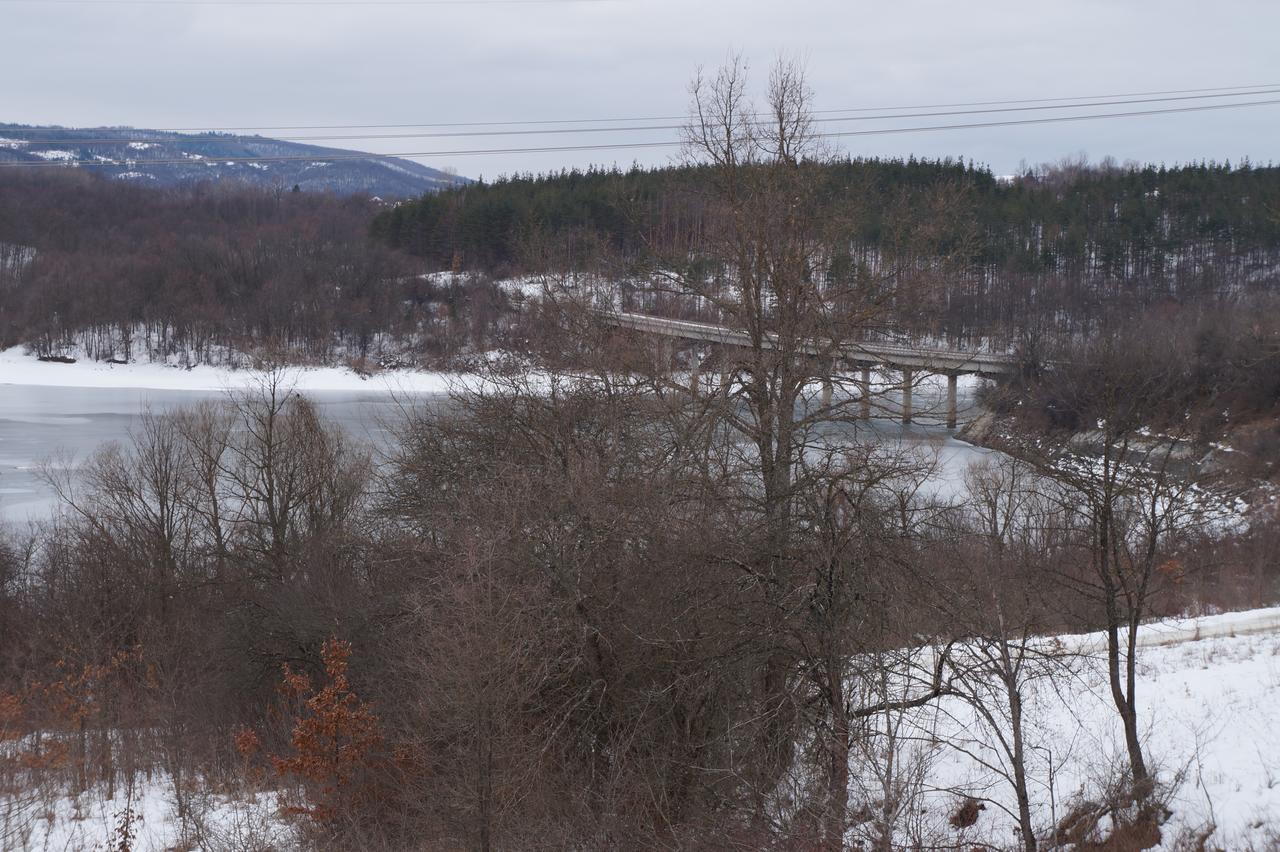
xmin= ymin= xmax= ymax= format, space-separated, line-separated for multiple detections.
xmin=900 ymin=607 xmax=1280 ymax=850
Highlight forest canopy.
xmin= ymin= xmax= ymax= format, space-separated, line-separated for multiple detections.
xmin=374 ymin=157 xmax=1280 ymax=337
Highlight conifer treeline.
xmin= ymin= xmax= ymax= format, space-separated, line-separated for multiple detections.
xmin=373 ymin=158 xmax=1280 ymax=337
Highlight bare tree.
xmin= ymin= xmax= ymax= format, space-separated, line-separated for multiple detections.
xmin=220 ymin=370 xmax=369 ymax=572
xmin=998 ymin=329 xmax=1211 ymax=799
xmin=933 ymin=458 xmax=1082 ymax=851
xmin=660 ymin=56 xmax=880 ymax=813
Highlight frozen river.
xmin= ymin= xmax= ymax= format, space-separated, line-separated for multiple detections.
xmin=0 ymin=385 xmax=418 ymax=523
xmin=0 ymin=376 xmax=996 ymax=524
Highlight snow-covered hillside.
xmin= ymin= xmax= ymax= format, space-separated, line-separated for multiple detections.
xmin=0 ymin=124 xmax=468 ymax=198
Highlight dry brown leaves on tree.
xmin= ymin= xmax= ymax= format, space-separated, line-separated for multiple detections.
xmin=237 ymin=637 xmax=395 ymax=825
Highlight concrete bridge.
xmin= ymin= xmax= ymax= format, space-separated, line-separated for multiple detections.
xmin=599 ymin=311 xmax=1019 ymax=428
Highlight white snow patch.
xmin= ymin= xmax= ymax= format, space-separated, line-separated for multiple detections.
xmin=31 ymin=149 xmax=77 ymax=161
xmin=126 ymin=141 xmax=155 ymax=150
xmin=10 ymin=778 xmax=294 ymax=852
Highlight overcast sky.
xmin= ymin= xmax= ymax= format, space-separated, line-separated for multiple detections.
xmin=5 ymin=0 xmax=1280 ymax=178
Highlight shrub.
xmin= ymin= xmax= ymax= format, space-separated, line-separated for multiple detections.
xmin=237 ymin=637 xmax=396 ymax=828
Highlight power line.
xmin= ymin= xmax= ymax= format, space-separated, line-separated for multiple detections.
xmin=0 ymin=0 xmax=610 ymax=5
xmin=3 ymin=96 xmax=1278 ymax=169
xmin=5 ymin=82 xmax=1278 ymax=136
xmin=824 ymin=97 xmax=1280 ymax=139
xmin=6 ymin=86 xmax=1280 ymax=147
xmin=809 ymin=83 xmax=1280 ymax=116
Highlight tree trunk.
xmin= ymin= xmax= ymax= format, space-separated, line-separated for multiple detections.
xmin=1007 ymin=680 xmax=1037 ymax=852
xmin=824 ymin=675 xmax=851 ymax=850
xmin=1105 ymin=620 xmax=1148 ymax=790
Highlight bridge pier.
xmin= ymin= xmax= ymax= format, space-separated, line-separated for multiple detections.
xmin=820 ymin=377 xmax=834 ymax=408
xmin=946 ymin=372 xmax=958 ymax=429
xmin=860 ymin=366 xmax=871 ymax=420
xmin=901 ymin=368 xmax=913 ymax=425
xmin=689 ymin=349 xmax=703 ymax=397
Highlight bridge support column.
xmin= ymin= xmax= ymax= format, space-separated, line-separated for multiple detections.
xmin=689 ymin=349 xmax=703 ymax=397
xmin=860 ymin=366 xmax=871 ymax=420
xmin=901 ymin=368 xmax=913 ymax=425
xmin=946 ymin=372 xmax=958 ymax=430
xmin=717 ymin=348 xmax=733 ymax=399
xmin=820 ymin=377 xmax=834 ymax=408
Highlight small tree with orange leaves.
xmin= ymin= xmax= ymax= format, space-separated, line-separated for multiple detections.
xmin=2 ymin=647 xmax=150 ymax=848
xmin=237 ymin=637 xmax=392 ymax=827
xmin=1 ymin=647 xmax=147 ymax=793
xmin=0 ymin=686 xmax=69 ymax=786
xmin=0 ymin=686 xmax=54 ymax=848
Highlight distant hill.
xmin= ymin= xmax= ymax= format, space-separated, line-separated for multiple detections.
xmin=0 ymin=124 xmax=468 ymax=197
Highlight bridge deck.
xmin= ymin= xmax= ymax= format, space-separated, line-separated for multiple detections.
xmin=600 ymin=311 xmax=1017 ymax=376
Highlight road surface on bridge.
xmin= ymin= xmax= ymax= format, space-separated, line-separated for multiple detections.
xmin=599 ymin=311 xmax=1018 ymax=377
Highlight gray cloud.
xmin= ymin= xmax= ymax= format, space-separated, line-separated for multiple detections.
xmin=5 ymin=0 xmax=1279 ymax=177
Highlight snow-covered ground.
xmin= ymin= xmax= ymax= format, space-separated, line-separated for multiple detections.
xmin=900 ymin=607 xmax=1280 ymax=849
xmin=5 ymin=781 xmax=293 ymax=851
xmin=30 ymin=150 xmax=76 ymax=161
xmin=0 ymin=345 xmax=456 ymax=394
xmin=3 ymin=608 xmax=1276 ymax=850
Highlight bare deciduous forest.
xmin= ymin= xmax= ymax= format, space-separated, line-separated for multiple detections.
xmin=0 ymin=175 xmax=513 ymax=368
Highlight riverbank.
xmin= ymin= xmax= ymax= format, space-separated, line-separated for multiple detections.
xmin=0 ymin=345 xmax=458 ymax=394
xmin=959 ymin=402 xmax=1280 ymax=537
